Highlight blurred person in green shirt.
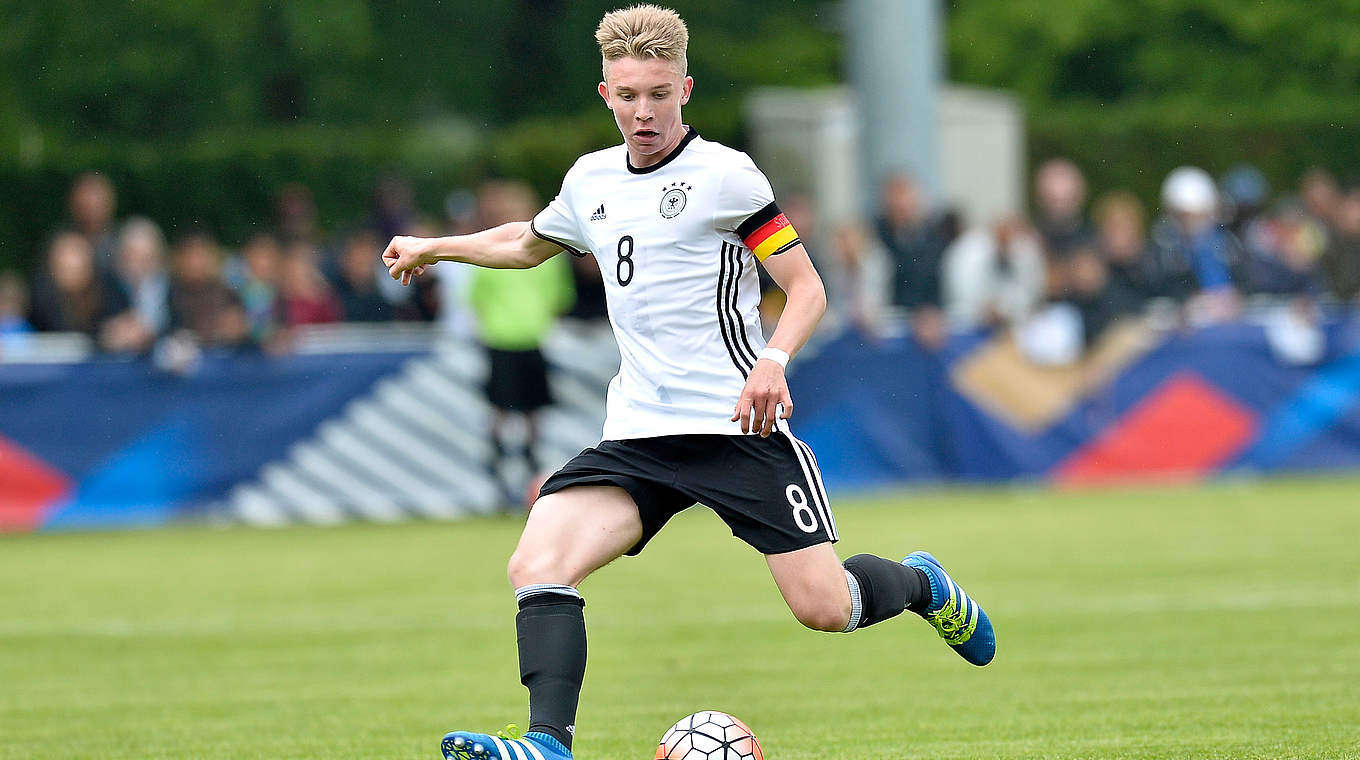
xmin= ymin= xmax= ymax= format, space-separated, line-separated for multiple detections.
xmin=468 ymin=180 xmax=575 ymax=506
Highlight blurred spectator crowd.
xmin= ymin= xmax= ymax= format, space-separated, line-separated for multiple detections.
xmin=6 ymin=159 xmax=1360 ymax=369
xmin=813 ymin=160 xmax=1360 ymax=365
xmin=0 ymin=173 xmax=607 ymax=363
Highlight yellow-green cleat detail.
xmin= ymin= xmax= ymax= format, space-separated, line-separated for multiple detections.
xmin=904 ymin=551 xmax=996 ymax=666
xmin=441 ymin=725 xmax=571 ymax=760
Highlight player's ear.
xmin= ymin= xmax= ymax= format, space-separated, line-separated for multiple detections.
xmin=680 ymin=76 xmax=693 ymax=105
xmin=598 ymin=81 xmax=611 ymax=108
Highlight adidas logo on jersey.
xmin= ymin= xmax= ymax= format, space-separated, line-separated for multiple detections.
xmin=590 ymin=204 xmax=607 ymax=221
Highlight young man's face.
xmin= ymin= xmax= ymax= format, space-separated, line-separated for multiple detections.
xmin=598 ymin=56 xmax=693 ymax=167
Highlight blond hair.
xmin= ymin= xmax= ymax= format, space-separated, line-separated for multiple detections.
xmin=596 ymin=4 xmax=688 ymax=77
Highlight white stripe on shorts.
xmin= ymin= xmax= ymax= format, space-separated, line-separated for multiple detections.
xmin=793 ymin=436 xmax=837 ymax=539
xmin=778 ymin=426 xmax=836 ymax=542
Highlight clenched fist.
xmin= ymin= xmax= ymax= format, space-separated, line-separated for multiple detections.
xmin=381 ymin=236 xmax=433 ymax=285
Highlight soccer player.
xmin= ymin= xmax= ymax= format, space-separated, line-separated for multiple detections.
xmin=382 ymin=7 xmax=995 ymax=759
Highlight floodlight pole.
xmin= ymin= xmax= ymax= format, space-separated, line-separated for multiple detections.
xmin=847 ymin=0 xmax=943 ymax=209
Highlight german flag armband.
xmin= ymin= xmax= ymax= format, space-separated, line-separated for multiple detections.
xmin=736 ymin=202 xmax=801 ymax=261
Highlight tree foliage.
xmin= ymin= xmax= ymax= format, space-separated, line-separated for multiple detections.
xmin=948 ymin=0 xmax=1360 ymax=112
xmin=947 ymin=0 xmax=1360 ymax=203
xmin=0 ymin=0 xmax=839 ymax=268
xmin=5 ymin=0 xmax=1360 ymax=271
xmin=0 ymin=0 xmax=839 ymax=143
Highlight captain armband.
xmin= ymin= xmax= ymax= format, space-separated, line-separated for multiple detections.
xmin=736 ymin=202 xmax=801 ymax=261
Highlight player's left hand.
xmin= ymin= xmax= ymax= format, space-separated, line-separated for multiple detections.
xmin=732 ymin=359 xmax=793 ymax=437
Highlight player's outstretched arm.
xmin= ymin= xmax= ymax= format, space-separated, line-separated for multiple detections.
xmin=731 ymin=244 xmax=827 ymax=436
xmin=382 ymin=221 xmax=564 ymax=285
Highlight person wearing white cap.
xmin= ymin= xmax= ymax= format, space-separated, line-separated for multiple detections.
xmin=1149 ymin=166 xmax=1248 ymax=322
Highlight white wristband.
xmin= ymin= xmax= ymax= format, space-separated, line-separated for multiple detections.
xmin=757 ymin=347 xmax=789 ymax=369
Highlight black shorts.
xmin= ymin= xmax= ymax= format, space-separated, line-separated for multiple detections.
xmin=485 ymin=346 xmax=552 ymax=412
xmin=537 ymin=431 xmax=838 ymax=556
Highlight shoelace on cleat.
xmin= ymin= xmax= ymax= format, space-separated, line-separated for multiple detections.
xmin=925 ymin=583 xmax=978 ymax=645
xmin=497 ymin=724 xmax=523 ymax=742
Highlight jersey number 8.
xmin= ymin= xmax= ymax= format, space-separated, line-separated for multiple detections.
xmin=617 ymin=235 xmax=635 ymax=286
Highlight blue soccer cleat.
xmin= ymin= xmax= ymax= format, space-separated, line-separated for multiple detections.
xmin=904 ymin=551 xmax=996 ymax=666
xmin=441 ymin=725 xmax=572 ymax=760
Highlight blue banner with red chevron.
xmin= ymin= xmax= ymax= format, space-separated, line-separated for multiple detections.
xmin=790 ymin=313 xmax=1360 ymax=491
xmin=0 ymin=351 xmax=419 ymax=531
xmin=4 ymin=316 xmax=1360 ymax=532
xmin=0 ymin=327 xmax=616 ymax=532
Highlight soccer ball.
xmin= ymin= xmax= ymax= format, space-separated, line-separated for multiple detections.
xmin=654 ymin=710 xmax=763 ymax=760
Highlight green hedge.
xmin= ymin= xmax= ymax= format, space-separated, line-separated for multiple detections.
xmin=1029 ymin=102 xmax=1360 ymax=209
xmin=2 ymin=123 xmax=478 ymax=269
xmin=0 ymin=100 xmax=752 ymax=272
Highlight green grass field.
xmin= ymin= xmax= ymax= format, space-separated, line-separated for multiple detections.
xmin=3 ymin=477 xmax=1359 ymax=759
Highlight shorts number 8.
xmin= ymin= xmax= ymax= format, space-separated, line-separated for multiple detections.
xmin=785 ymin=484 xmax=818 ymax=534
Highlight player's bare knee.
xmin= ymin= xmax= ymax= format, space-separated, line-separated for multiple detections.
xmin=506 ymin=550 xmax=529 ymax=587
xmin=790 ymin=597 xmax=851 ymax=632
xmin=795 ymin=605 xmax=849 ymax=632
xmin=507 ymin=546 xmax=567 ymax=587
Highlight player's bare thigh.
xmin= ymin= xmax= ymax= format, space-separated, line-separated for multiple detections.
xmin=765 ymin=542 xmax=852 ymax=632
xmin=507 ymin=484 xmax=644 ymax=588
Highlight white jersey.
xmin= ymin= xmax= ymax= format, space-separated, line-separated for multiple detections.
xmin=532 ymin=128 xmax=802 ymax=440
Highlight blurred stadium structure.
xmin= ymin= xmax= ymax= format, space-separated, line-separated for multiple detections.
xmin=748 ymin=85 xmax=1023 ymax=240
xmin=5 ymin=1 xmax=1360 ymax=531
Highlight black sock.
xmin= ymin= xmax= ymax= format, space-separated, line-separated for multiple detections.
xmin=843 ymin=554 xmax=932 ymax=629
xmin=516 ymin=590 xmax=586 ymax=749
